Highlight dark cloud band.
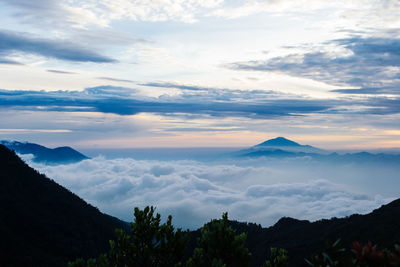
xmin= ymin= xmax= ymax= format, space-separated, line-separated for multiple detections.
xmin=0 ymin=85 xmax=333 ymax=117
xmin=1 ymin=84 xmax=399 ymax=117
xmin=0 ymin=30 xmax=116 ymax=63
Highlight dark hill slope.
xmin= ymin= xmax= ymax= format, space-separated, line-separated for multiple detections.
xmin=0 ymin=140 xmax=88 ymax=164
xmin=230 ymin=199 xmax=400 ymax=266
xmin=187 ymin=199 xmax=400 ymax=266
xmin=0 ymin=145 xmax=128 ymax=267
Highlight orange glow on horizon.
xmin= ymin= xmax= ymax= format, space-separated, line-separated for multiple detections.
xmin=73 ymin=132 xmax=400 ymax=150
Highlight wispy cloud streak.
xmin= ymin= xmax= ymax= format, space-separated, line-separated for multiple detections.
xmin=228 ymin=37 xmax=400 ymax=95
xmin=47 ymin=69 xmax=76 ymax=74
xmin=98 ymin=77 xmax=135 ymax=83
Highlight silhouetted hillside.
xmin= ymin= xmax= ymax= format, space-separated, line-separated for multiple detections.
xmin=0 ymin=140 xmax=88 ymax=164
xmin=195 ymin=199 xmax=400 ymax=266
xmin=0 ymin=145 xmax=128 ymax=267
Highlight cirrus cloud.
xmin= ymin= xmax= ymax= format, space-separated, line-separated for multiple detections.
xmin=228 ymin=36 xmax=400 ymax=95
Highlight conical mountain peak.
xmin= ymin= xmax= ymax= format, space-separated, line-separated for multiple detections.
xmin=255 ymin=137 xmax=301 ymax=147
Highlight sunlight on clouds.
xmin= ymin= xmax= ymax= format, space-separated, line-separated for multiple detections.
xmin=374 ymin=139 xmax=400 ymax=148
xmin=1 ymin=107 xmax=400 ymax=150
xmin=64 ymin=0 xmax=224 ymax=26
xmin=384 ymin=130 xmax=400 ymax=136
xmin=211 ymin=0 xmax=400 ymax=33
xmin=295 ymin=134 xmax=400 ymax=150
xmin=77 ymin=131 xmax=266 ymax=148
xmin=5 ymin=0 xmax=398 ymax=30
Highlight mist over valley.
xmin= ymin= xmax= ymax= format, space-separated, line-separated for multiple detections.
xmin=16 ymin=138 xmax=399 ymax=230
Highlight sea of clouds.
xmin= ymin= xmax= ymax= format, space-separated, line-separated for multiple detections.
xmin=23 ymin=155 xmax=395 ymax=229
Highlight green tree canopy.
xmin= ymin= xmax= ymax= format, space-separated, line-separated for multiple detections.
xmin=69 ymin=206 xmax=189 ymax=267
xmin=187 ymin=212 xmax=251 ymax=267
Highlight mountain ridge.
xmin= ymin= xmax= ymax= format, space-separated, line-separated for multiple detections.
xmin=235 ymin=137 xmax=400 ymax=164
xmin=188 ymin=198 xmax=400 ymax=266
xmin=255 ymin=137 xmax=302 ymax=147
xmin=0 ymin=140 xmax=89 ymax=164
xmin=235 ymin=137 xmax=325 ymax=157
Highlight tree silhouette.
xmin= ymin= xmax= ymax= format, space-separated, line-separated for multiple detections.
xmin=69 ymin=206 xmax=189 ymax=267
xmin=187 ymin=212 xmax=251 ymax=267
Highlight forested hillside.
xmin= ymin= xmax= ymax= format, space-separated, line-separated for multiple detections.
xmin=0 ymin=145 xmax=128 ymax=267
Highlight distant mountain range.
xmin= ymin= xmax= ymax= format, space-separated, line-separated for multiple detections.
xmin=237 ymin=137 xmax=325 ymax=156
xmin=0 ymin=140 xmax=88 ymax=164
xmin=255 ymin=136 xmax=309 ymax=147
xmin=0 ymin=144 xmax=128 ymax=267
xmin=235 ymin=137 xmax=400 ymax=164
xmin=3 ymin=138 xmax=399 ymax=165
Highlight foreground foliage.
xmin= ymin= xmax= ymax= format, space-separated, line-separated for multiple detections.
xmin=69 ymin=206 xmax=189 ymax=267
xmin=69 ymin=207 xmax=400 ymax=267
xmin=305 ymin=239 xmax=400 ymax=267
xmin=187 ymin=212 xmax=251 ymax=267
xmin=262 ymin=248 xmax=289 ymax=267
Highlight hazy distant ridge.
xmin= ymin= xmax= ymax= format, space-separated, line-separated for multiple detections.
xmin=255 ymin=137 xmax=302 ymax=147
xmin=235 ymin=137 xmax=400 ymax=164
xmin=0 ymin=140 xmax=88 ymax=164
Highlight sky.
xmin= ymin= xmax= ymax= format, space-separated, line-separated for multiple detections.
xmin=1 ymin=0 xmax=400 ymax=149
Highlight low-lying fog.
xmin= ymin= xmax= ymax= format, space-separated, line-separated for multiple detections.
xmin=22 ymin=149 xmax=399 ymax=229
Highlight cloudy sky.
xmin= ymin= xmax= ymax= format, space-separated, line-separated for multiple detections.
xmin=1 ymin=0 xmax=399 ymax=149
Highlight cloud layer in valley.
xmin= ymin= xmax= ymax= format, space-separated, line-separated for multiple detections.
xmin=23 ymin=155 xmax=395 ymax=229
